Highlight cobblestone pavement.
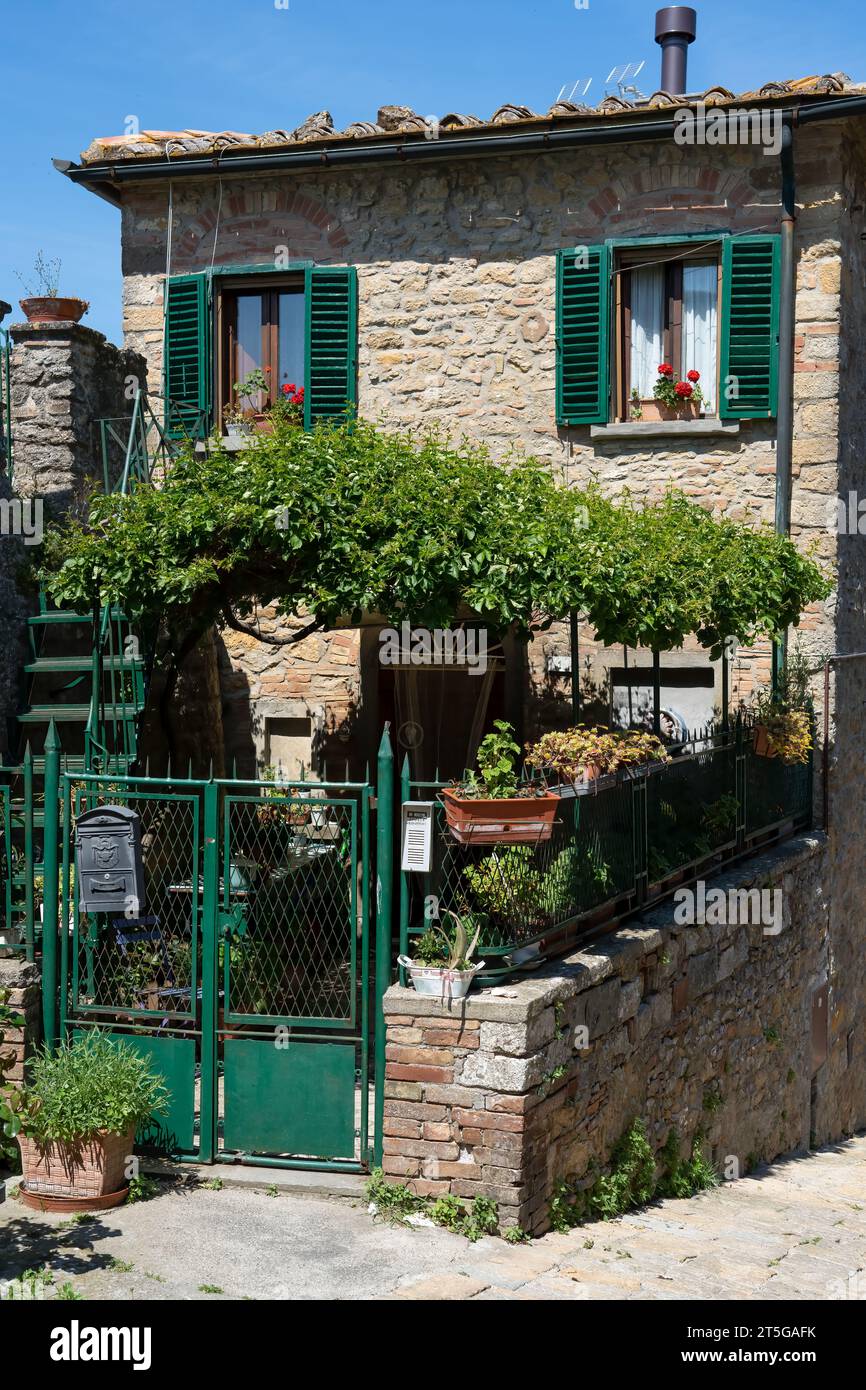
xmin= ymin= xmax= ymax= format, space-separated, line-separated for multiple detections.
xmin=1 ymin=1138 xmax=864 ymax=1301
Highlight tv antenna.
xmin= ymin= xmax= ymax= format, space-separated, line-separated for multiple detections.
xmin=605 ymin=60 xmax=647 ymax=102
xmin=556 ymin=78 xmax=593 ymax=103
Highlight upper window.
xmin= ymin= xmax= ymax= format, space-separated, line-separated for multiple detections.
xmin=218 ymin=277 xmax=306 ymax=422
xmin=163 ymin=265 xmax=359 ymax=438
xmin=555 ymin=236 xmax=780 ymax=427
xmin=616 ymin=249 xmax=720 ymax=417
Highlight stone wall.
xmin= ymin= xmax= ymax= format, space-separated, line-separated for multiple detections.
xmin=0 ymin=958 xmax=41 ymax=1091
xmin=115 ymin=125 xmax=851 ymax=758
xmin=9 ymin=321 xmax=146 ymax=520
xmin=381 ymin=835 xmax=846 ymax=1233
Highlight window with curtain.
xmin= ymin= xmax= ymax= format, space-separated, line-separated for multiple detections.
xmin=618 ymin=251 xmax=720 ymax=418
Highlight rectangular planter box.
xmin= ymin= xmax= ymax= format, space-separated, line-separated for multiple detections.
xmin=633 ymin=399 xmax=700 ymax=422
xmin=18 ymin=1127 xmax=134 ymax=1198
xmin=441 ymin=789 xmax=559 ymax=844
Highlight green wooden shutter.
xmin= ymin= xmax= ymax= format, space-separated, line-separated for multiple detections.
xmin=304 ymin=266 xmax=358 ymax=428
xmin=556 ymin=245 xmax=610 ymax=426
xmin=163 ymin=273 xmax=211 ymax=437
xmin=719 ymin=235 xmax=780 ymax=419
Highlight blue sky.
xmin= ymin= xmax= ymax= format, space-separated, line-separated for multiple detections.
xmin=2 ymin=0 xmax=864 ymax=341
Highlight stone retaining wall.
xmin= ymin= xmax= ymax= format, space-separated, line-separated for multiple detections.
xmin=382 ymin=834 xmax=846 ymax=1233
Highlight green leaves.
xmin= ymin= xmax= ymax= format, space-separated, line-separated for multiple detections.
xmin=37 ymin=421 xmax=830 ymax=661
xmin=19 ymin=1031 xmax=169 ymax=1144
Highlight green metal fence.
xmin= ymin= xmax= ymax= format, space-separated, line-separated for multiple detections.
xmin=49 ymin=762 xmax=378 ymax=1171
xmin=0 ymin=752 xmax=37 ymax=961
xmin=399 ymin=717 xmax=814 ymax=978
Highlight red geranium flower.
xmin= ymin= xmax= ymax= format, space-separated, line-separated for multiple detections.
xmin=658 ymin=363 xmax=674 ymax=377
xmin=281 ymin=383 xmax=291 ymax=395
xmin=674 ymin=381 xmax=693 ymax=398
xmin=686 ymin=369 xmax=700 ymax=382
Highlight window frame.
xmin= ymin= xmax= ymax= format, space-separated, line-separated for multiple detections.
xmin=212 ymin=264 xmax=309 ymax=427
xmin=610 ymin=236 xmax=724 ymax=422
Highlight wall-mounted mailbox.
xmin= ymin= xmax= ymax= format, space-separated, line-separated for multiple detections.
xmin=75 ymin=806 xmax=145 ymax=915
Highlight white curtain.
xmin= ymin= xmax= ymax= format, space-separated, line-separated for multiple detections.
xmin=629 ymin=266 xmax=664 ymax=400
xmin=682 ymin=263 xmax=717 ymax=413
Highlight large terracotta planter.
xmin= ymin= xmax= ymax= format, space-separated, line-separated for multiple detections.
xmin=634 ymin=399 xmax=700 ymax=422
xmin=19 ymin=296 xmax=89 ymax=324
xmin=441 ymin=789 xmax=559 ymax=845
xmin=17 ymin=1126 xmax=134 ymax=1200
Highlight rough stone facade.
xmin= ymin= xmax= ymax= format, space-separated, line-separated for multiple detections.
xmin=114 ymin=123 xmax=860 ymax=767
xmin=381 ymin=835 xmax=849 ymax=1233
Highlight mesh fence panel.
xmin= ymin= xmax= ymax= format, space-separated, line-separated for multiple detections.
xmin=222 ymin=792 xmax=358 ymax=1024
xmin=71 ymin=785 xmax=201 ymax=1020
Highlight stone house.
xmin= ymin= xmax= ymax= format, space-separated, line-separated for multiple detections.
xmin=0 ymin=21 xmax=860 ymax=1223
xmin=57 ymin=68 xmax=866 ymax=792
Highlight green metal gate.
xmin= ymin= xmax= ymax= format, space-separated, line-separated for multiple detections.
xmin=59 ymin=771 xmax=375 ymax=1172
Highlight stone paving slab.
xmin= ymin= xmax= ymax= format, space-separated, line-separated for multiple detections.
xmin=1 ymin=1137 xmax=864 ymax=1301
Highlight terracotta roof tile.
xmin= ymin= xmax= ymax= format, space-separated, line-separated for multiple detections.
xmin=78 ymin=75 xmax=864 ymax=167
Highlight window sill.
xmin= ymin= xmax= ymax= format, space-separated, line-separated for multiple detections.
xmin=195 ymin=435 xmax=263 ymax=453
xmin=590 ymin=419 xmax=740 ymax=441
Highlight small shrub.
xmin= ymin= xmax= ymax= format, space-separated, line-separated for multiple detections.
xmin=20 ymin=1032 xmax=168 ymax=1144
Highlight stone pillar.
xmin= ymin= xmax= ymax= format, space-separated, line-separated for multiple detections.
xmin=9 ymin=320 xmax=146 ymax=517
xmin=0 ymin=957 xmax=41 ymax=1089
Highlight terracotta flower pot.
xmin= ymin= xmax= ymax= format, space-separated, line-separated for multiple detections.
xmin=17 ymin=1126 xmax=134 ymax=1200
xmin=753 ymin=725 xmax=778 ymax=758
xmin=441 ymin=789 xmax=559 ymax=844
xmin=635 ymin=399 xmax=700 ymax=422
xmin=19 ymin=296 xmax=89 ymax=324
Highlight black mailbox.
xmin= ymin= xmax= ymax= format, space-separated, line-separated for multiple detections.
xmin=75 ymin=806 xmax=145 ymax=916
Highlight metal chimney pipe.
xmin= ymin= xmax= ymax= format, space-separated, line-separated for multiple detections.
xmin=654 ymin=6 xmax=697 ymax=94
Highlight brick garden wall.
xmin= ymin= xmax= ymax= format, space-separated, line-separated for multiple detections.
xmin=382 ymin=835 xmax=843 ymax=1234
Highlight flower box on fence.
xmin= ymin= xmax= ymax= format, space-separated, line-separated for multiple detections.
xmin=441 ymin=789 xmax=560 ymax=845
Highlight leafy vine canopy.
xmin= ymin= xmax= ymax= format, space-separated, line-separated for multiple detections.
xmin=39 ymin=420 xmax=830 ymax=660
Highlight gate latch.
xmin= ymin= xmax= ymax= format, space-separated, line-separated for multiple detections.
xmin=219 ymin=904 xmax=248 ymax=941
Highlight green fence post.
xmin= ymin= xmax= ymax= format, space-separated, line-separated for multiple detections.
xmin=398 ymin=753 xmax=410 ymax=987
xmin=199 ymin=780 xmax=218 ymax=1163
xmin=23 ymin=743 xmax=34 ymax=962
xmin=41 ymin=720 xmax=61 ymax=1049
xmin=373 ymin=724 xmax=394 ymax=1167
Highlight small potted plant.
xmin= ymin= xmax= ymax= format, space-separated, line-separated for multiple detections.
xmin=398 ymin=911 xmax=485 ymax=999
xmin=751 ymin=694 xmax=812 ymax=764
xmin=15 ymin=1031 xmax=168 ymax=1212
xmin=750 ymin=648 xmax=815 ymax=764
xmin=224 ymin=367 xmax=272 ymax=437
xmin=441 ymin=720 xmax=560 ymax=844
xmin=637 ymin=364 xmax=704 ymax=422
xmin=271 ymin=382 xmax=305 ymax=428
xmin=525 ymin=725 xmax=669 ymax=792
xmin=16 ymin=252 xmax=89 ymax=325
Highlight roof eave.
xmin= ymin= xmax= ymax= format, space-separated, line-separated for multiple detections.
xmin=59 ymin=93 xmax=866 ymax=194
